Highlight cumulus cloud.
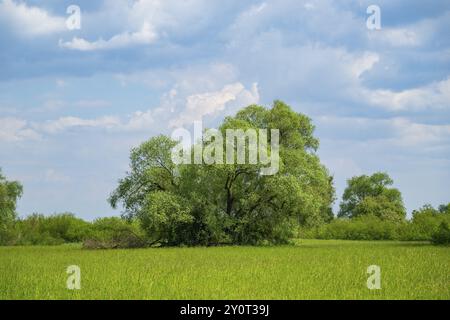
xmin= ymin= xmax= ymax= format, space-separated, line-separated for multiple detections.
xmin=3 ymin=79 xmax=259 ymax=138
xmin=113 ymin=63 xmax=259 ymax=131
xmin=1 ymin=0 xmax=449 ymax=217
xmin=0 ymin=117 xmax=40 ymax=142
xmin=0 ymin=0 xmax=65 ymax=36
xmin=170 ymin=82 xmax=259 ymax=127
xmin=59 ymin=22 xmax=157 ymax=51
xmin=57 ymin=0 xmax=241 ymax=52
xmin=363 ymin=78 xmax=450 ymax=111
xmin=390 ymin=118 xmax=450 ymax=147
xmin=316 ymin=115 xmax=450 ymax=148
xmin=351 ymin=52 xmax=380 ymax=78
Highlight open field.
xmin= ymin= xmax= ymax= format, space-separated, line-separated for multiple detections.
xmin=0 ymin=240 xmax=448 ymax=300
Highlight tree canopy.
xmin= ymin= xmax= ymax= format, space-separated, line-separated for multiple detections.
xmin=110 ymin=101 xmax=335 ymax=246
xmin=0 ymin=169 xmax=23 ymax=227
xmin=338 ymin=172 xmax=406 ymax=222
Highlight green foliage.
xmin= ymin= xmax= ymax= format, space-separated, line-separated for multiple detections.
xmin=109 ymin=101 xmax=335 ymax=246
xmin=0 ymin=169 xmax=23 ymax=222
xmin=302 ymin=215 xmax=405 ymax=241
xmin=1 ymin=212 xmax=147 ymax=248
xmin=300 ymin=203 xmax=450 ymax=242
xmin=83 ymin=217 xmax=147 ymax=249
xmin=0 ymin=169 xmax=23 ymax=244
xmin=406 ymin=204 xmax=450 ymax=241
xmin=432 ymin=221 xmax=450 ymax=245
xmin=339 ymin=172 xmax=406 ymax=221
xmin=139 ymin=192 xmax=193 ymax=246
xmin=438 ymin=203 xmax=450 ymax=214
xmin=13 ymin=213 xmax=91 ymax=245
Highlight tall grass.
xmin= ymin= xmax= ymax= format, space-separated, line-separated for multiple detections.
xmin=0 ymin=240 xmax=448 ymax=300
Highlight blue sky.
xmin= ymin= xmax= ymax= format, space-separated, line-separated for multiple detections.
xmin=0 ymin=0 xmax=449 ymax=220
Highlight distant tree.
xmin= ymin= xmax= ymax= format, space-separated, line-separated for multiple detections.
xmin=409 ymin=204 xmax=450 ymax=241
xmin=432 ymin=221 xmax=450 ymax=245
xmin=338 ymin=172 xmax=405 ymax=221
xmin=438 ymin=203 xmax=450 ymax=214
xmin=0 ymin=169 xmax=23 ymax=226
xmin=110 ymin=101 xmax=335 ymax=246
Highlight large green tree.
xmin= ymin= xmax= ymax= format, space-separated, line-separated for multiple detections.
xmin=110 ymin=101 xmax=335 ymax=245
xmin=0 ymin=169 xmax=23 ymax=226
xmin=338 ymin=172 xmax=405 ymax=222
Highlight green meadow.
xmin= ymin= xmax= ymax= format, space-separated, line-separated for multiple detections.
xmin=0 ymin=240 xmax=448 ymax=300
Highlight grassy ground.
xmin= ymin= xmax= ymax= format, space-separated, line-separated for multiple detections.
xmin=0 ymin=240 xmax=448 ymax=300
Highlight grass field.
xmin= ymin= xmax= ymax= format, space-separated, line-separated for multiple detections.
xmin=0 ymin=240 xmax=448 ymax=300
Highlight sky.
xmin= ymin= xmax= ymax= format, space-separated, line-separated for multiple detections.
xmin=0 ymin=0 xmax=449 ymax=220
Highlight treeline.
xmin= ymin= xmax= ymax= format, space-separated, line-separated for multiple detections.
xmin=1 ymin=204 xmax=448 ymax=247
xmin=0 ymin=214 xmax=146 ymax=248
xmin=299 ymin=205 xmax=450 ymax=244
xmin=1 ymin=102 xmax=449 ymax=247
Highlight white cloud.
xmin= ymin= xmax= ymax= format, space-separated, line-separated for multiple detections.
xmin=0 ymin=117 xmax=40 ymax=142
xmin=121 ymin=109 xmax=157 ymax=131
xmin=390 ymin=118 xmax=450 ymax=147
xmin=351 ymin=52 xmax=380 ymax=78
xmin=363 ymin=77 xmax=450 ymax=111
xmin=317 ymin=115 xmax=450 ymax=148
xmin=0 ymin=0 xmax=65 ymax=36
xmin=170 ymin=82 xmax=259 ymax=128
xmin=15 ymin=80 xmax=259 ymax=136
xmin=38 ymin=116 xmax=121 ymax=134
xmin=59 ymin=22 xmax=157 ymax=51
xmin=367 ymin=11 xmax=450 ymax=49
xmin=369 ymin=28 xmax=420 ymax=47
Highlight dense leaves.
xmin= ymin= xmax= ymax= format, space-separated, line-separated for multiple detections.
xmin=0 ymin=169 xmax=23 ymax=244
xmin=109 ymin=101 xmax=335 ymax=245
xmin=300 ymin=203 xmax=450 ymax=242
xmin=0 ymin=169 xmax=23 ymax=226
xmin=338 ymin=172 xmax=406 ymax=221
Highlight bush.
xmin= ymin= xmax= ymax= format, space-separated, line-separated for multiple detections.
xmin=15 ymin=213 xmax=91 ymax=245
xmin=431 ymin=222 xmax=450 ymax=245
xmin=405 ymin=205 xmax=450 ymax=241
xmin=83 ymin=217 xmax=147 ymax=249
xmin=0 ymin=223 xmax=19 ymax=246
xmin=299 ymin=204 xmax=450 ymax=242
xmin=311 ymin=215 xmax=405 ymax=241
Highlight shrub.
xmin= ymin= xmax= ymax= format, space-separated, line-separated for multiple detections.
xmin=301 ymin=215 xmax=405 ymax=241
xmin=0 ymin=223 xmax=19 ymax=246
xmin=405 ymin=205 xmax=450 ymax=241
xmin=15 ymin=213 xmax=91 ymax=245
xmin=431 ymin=222 xmax=450 ymax=245
xmin=83 ymin=217 xmax=147 ymax=249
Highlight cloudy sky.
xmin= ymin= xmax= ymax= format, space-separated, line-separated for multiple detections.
xmin=0 ymin=0 xmax=449 ymax=220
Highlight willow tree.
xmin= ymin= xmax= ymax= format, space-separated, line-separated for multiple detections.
xmin=0 ymin=169 xmax=22 ymax=225
xmin=0 ymin=169 xmax=23 ymax=244
xmin=110 ymin=101 xmax=335 ymax=246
